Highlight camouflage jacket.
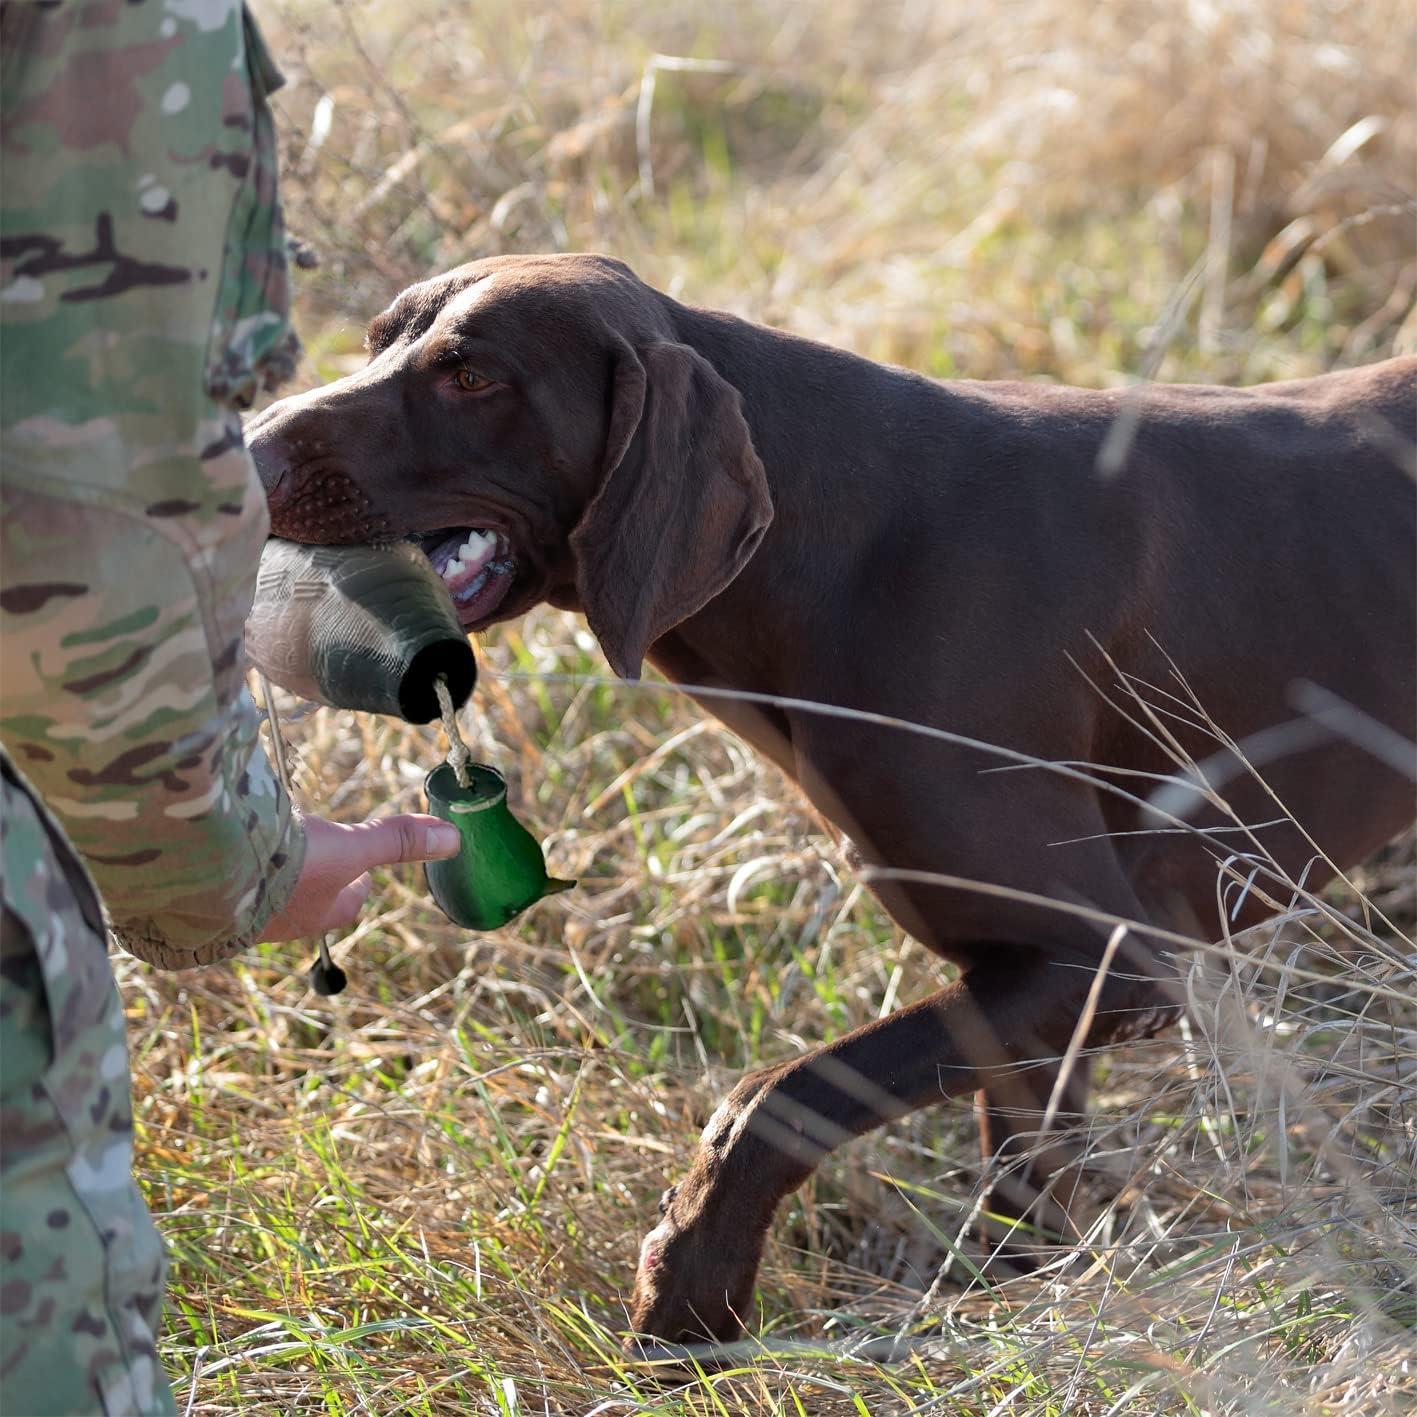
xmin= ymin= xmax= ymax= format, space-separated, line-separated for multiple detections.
xmin=0 ymin=0 xmax=306 ymax=970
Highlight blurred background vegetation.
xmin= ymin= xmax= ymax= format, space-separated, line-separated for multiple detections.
xmin=120 ymin=2 xmax=1414 ymax=1412
xmin=267 ymin=0 xmax=1415 ymax=384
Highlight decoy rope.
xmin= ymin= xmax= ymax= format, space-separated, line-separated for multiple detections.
xmin=434 ymin=676 xmax=472 ymax=787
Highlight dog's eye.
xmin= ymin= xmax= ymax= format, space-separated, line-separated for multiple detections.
xmin=454 ymin=369 xmax=496 ymax=394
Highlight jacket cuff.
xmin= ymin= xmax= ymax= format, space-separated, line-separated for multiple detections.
xmin=110 ymin=809 xmax=307 ymax=970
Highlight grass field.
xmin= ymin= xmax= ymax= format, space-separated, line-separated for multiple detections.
xmin=118 ymin=1 xmax=1414 ymax=1411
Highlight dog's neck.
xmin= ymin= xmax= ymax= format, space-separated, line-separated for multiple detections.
xmin=669 ymin=299 xmax=956 ymax=501
xmin=668 ymin=300 xmax=972 ymax=598
xmin=635 ymin=301 xmax=961 ymax=762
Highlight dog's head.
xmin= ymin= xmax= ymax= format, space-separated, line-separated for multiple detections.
xmin=247 ymin=253 xmax=772 ymax=680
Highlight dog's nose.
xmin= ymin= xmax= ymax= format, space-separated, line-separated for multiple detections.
xmin=244 ymin=403 xmax=310 ymax=504
xmin=245 ymin=427 xmax=291 ymax=507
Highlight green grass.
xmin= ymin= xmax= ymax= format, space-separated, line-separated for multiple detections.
xmin=111 ymin=0 xmax=1417 ymax=1410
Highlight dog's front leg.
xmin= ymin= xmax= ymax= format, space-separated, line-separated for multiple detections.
xmin=624 ymin=950 xmax=1173 ymax=1348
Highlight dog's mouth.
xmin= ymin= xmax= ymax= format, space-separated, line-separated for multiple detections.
xmin=419 ymin=526 xmax=518 ymax=627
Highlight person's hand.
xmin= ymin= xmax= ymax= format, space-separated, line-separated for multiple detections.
xmin=259 ymin=814 xmax=462 ymax=941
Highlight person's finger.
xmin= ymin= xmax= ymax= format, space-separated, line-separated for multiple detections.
xmin=257 ymin=815 xmax=460 ymax=943
xmin=319 ymin=872 xmax=373 ymax=932
xmin=341 ymin=814 xmax=462 ymax=872
xmin=257 ymin=873 xmax=365 ymax=942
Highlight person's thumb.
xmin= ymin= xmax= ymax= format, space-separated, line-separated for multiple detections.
xmin=342 ymin=814 xmax=462 ymax=871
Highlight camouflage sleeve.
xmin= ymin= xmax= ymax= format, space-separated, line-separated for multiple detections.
xmin=0 ymin=1 xmax=306 ymax=970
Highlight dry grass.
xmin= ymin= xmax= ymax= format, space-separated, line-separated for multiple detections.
xmin=116 ymin=1 xmax=1416 ymax=1411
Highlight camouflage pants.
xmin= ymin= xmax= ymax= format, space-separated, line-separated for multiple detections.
xmin=2 ymin=1 xmax=300 ymax=1411
xmin=1 ymin=756 xmax=175 ymax=1417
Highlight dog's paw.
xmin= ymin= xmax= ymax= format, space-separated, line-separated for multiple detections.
xmin=624 ymin=1178 xmax=768 ymax=1349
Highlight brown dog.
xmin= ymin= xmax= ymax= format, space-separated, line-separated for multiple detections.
xmin=247 ymin=253 xmax=1416 ymax=1348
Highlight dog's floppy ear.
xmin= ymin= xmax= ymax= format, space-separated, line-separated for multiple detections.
xmin=570 ymin=339 xmax=772 ymax=680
